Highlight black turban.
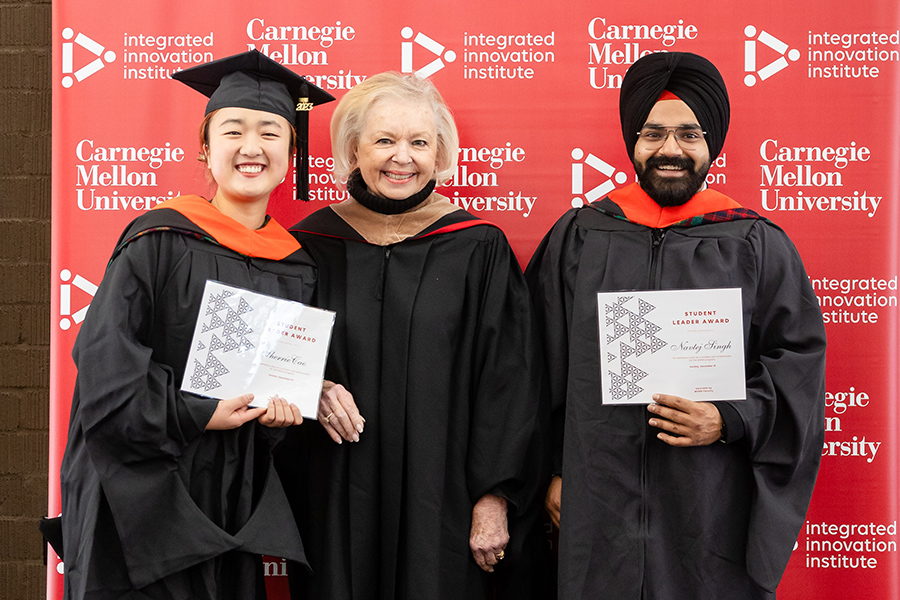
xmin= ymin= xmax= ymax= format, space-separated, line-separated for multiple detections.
xmin=619 ymin=52 xmax=730 ymax=161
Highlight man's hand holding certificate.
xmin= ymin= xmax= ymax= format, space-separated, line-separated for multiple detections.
xmin=597 ymin=288 xmax=746 ymax=405
xmin=182 ymin=280 xmax=335 ymax=418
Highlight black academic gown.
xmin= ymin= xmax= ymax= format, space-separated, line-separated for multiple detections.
xmin=279 ymin=199 xmax=547 ymax=600
xmin=526 ymin=185 xmax=826 ymax=600
xmin=60 ymin=196 xmax=315 ymax=600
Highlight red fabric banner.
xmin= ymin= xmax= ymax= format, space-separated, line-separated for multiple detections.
xmin=49 ymin=2 xmax=900 ymax=598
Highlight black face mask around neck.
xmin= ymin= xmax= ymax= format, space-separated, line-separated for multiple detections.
xmin=346 ymin=169 xmax=436 ymax=215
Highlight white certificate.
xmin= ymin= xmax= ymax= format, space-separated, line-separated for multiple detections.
xmin=181 ymin=280 xmax=335 ymax=418
xmin=597 ymin=288 xmax=746 ymax=405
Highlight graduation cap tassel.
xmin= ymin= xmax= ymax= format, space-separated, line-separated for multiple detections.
xmin=296 ymin=84 xmax=312 ymax=201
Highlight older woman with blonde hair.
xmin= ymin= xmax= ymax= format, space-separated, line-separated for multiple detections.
xmin=278 ymin=72 xmax=547 ymax=600
xmin=329 ymin=71 xmax=459 ymax=189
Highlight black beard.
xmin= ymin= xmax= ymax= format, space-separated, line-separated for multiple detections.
xmin=634 ymin=155 xmax=710 ymax=207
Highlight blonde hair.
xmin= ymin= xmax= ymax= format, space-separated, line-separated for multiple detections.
xmin=330 ymin=72 xmax=459 ymax=188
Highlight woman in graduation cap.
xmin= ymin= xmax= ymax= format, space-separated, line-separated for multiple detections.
xmin=277 ymin=72 xmax=548 ymax=600
xmin=59 ymin=50 xmax=332 ymax=600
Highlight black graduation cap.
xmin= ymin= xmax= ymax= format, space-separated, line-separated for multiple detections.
xmin=172 ymin=49 xmax=335 ymax=201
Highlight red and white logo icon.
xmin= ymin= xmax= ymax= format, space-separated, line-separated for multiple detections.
xmin=59 ymin=269 xmax=97 ymax=330
xmin=571 ymin=148 xmax=629 ymax=208
xmin=743 ymin=26 xmax=800 ymax=87
xmin=61 ymin=28 xmax=116 ymax=88
xmin=400 ymin=27 xmax=456 ymax=79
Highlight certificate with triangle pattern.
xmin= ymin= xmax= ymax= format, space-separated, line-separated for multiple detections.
xmin=597 ymin=288 xmax=746 ymax=405
xmin=181 ymin=280 xmax=335 ymax=417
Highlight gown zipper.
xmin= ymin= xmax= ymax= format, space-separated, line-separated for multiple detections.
xmin=641 ymin=227 xmax=666 ymax=599
xmin=649 ymin=228 xmax=666 ymax=290
xmin=375 ymin=246 xmax=392 ymax=300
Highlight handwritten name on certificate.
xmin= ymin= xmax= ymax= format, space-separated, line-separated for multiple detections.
xmin=181 ymin=280 xmax=335 ymax=417
xmin=597 ymin=288 xmax=746 ymax=405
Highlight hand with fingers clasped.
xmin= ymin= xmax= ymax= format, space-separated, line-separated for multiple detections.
xmin=647 ymin=393 xmax=723 ymax=447
xmin=318 ymin=380 xmax=365 ymax=444
xmin=205 ymin=393 xmax=303 ymax=430
xmin=205 ymin=393 xmax=267 ymax=430
xmin=257 ymin=394 xmax=303 ymax=428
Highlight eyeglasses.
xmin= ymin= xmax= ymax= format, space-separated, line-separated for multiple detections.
xmin=636 ymin=126 xmax=707 ymax=148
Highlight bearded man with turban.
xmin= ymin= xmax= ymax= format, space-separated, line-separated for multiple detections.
xmin=526 ymin=52 xmax=826 ymax=599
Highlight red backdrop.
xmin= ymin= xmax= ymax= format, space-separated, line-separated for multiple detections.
xmin=49 ymin=1 xmax=900 ymax=597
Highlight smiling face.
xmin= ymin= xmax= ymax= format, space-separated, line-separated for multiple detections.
xmin=632 ymin=99 xmax=711 ymax=207
xmin=353 ymin=99 xmax=438 ymax=200
xmin=205 ymin=106 xmax=292 ymax=208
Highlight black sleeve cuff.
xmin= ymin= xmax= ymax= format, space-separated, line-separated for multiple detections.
xmin=714 ymin=401 xmax=746 ymax=444
xmin=180 ymin=392 xmax=218 ymax=441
